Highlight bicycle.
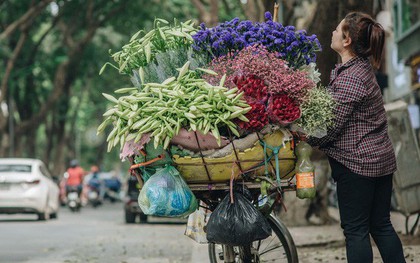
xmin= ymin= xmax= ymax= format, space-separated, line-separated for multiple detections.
xmin=129 ymin=130 xmax=301 ymax=263
xmin=189 ymin=179 xmax=299 ymax=263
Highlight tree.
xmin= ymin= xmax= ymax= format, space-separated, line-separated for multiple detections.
xmin=0 ymin=0 xmax=198 ymax=175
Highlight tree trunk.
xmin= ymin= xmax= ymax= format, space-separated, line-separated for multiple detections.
xmin=0 ymin=0 xmax=52 ymax=136
xmin=306 ymin=0 xmax=340 ymax=86
xmin=191 ymin=0 xmax=219 ymax=26
xmin=307 ymin=0 xmax=374 ymax=86
xmin=43 ymin=111 xmax=56 ymax=168
xmin=50 ymin=95 xmax=70 ymax=177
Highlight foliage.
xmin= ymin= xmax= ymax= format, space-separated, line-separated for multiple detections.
xmin=130 ymin=47 xmax=207 ymax=84
xmin=0 ymin=0 xmax=199 ymax=175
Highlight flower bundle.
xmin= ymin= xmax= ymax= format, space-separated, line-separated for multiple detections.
xmin=295 ymin=86 xmax=335 ymax=137
xmin=100 ymin=18 xmax=200 ymax=76
xmin=201 ymin=44 xmax=317 ymax=131
xmin=233 ymin=74 xmax=268 ymax=131
xmin=99 ymin=12 xmax=334 ymax=155
xmin=98 ymin=62 xmax=251 ymax=151
xmin=192 ymin=12 xmax=321 ymax=68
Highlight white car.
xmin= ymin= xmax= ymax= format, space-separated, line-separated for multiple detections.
xmin=0 ymin=158 xmax=60 ymax=220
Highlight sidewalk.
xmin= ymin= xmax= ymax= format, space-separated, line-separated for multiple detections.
xmin=191 ymin=207 xmax=420 ymax=262
xmin=292 ymin=207 xmax=420 ymax=262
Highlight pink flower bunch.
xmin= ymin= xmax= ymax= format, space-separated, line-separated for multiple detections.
xmin=203 ymin=53 xmax=238 ymax=88
xmin=267 ymin=68 xmax=314 ymax=103
xmin=204 ymin=45 xmax=315 ymax=102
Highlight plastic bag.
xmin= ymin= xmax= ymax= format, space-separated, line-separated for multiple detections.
xmin=138 ymin=165 xmax=197 ymax=217
xmin=138 ymin=166 xmax=156 ymax=183
xmin=206 ymin=191 xmax=272 ymax=246
xmin=184 ymin=205 xmax=212 ymax=244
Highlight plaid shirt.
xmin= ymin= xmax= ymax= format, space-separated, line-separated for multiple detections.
xmin=308 ymin=56 xmax=397 ymax=177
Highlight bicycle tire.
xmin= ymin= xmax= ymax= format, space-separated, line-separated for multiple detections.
xmin=208 ymin=214 xmax=299 ymax=263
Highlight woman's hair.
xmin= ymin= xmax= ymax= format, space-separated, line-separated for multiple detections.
xmin=342 ymin=12 xmax=385 ymax=69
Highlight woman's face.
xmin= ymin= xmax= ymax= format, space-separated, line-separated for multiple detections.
xmin=331 ymin=19 xmax=346 ymax=53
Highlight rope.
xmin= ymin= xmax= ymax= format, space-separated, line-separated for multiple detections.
xmin=193 ymin=131 xmax=212 ymax=181
xmin=259 ymin=140 xmax=285 ymax=191
xmin=227 ymin=128 xmax=244 ymax=177
xmin=230 ymin=163 xmax=235 ymax=204
xmin=129 ymin=154 xmax=164 ymax=170
xmin=256 ymin=133 xmax=277 ymax=175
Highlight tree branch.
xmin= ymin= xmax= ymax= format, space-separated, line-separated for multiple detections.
xmin=15 ymin=1 xmax=129 ymax=134
xmin=209 ymin=0 xmax=219 ymax=26
xmin=0 ymin=0 xmax=53 ymax=41
xmin=0 ymin=31 xmax=28 ymax=131
xmin=28 ymin=14 xmax=61 ymax=64
xmin=191 ymin=0 xmax=208 ymax=23
xmin=221 ymin=0 xmax=232 ymax=16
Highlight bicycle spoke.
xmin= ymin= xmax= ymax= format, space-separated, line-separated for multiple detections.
xmin=258 ymin=236 xmax=281 ymax=255
xmin=259 ymin=244 xmax=284 ymax=256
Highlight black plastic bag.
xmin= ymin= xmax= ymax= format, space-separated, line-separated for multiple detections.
xmin=206 ymin=191 xmax=272 ymax=246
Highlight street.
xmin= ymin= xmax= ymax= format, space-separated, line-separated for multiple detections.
xmin=0 ymin=202 xmax=208 ymax=263
xmin=1 ymin=202 xmax=419 ymax=263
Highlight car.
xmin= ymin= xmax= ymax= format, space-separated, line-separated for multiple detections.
xmin=124 ymin=175 xmax=147 ymax=223
xmin=0 ymin=158 xmax=60 ymax=220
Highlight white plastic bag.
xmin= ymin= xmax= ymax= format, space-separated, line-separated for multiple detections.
xmin=184 ymin=206 xmax=212 ymax=244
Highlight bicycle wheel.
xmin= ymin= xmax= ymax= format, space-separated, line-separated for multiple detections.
xmin=208 ymin=214 xmax=298 ymax=263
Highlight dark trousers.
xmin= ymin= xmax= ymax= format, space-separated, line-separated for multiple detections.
xmin=328 ymin=158 xmax=405 ymax=263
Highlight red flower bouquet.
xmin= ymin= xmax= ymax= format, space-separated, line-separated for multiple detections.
xmin=267 ymin=94 xmax=301 ymax=125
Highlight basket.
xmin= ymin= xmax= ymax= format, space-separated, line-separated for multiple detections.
xmin=128 ymin=129 xmax=297 ymax=188
xmin=172 ymin=130 xmax=296 ymax=183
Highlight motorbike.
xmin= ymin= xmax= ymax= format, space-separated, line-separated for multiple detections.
xmin=103 ymin=177 xmax=122 ymax=203
xmin=66 ymin=185 xmax=82 ymax=212
xmin=87 ymin=185 xmax=102 ymax=208
xmin=104 ymin=187 xmax=120 ymax=203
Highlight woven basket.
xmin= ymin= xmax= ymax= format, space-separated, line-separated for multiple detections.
xmin=172 ymin=130 xmax=296 ymax=183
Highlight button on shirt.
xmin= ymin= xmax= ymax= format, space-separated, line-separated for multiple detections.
xmin=308 ymin=56 xmax=396 ymax=177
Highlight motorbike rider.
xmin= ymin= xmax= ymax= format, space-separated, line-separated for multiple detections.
xmin=66 ymin=159 xmax=86 ymax=197
xmin=87 ymin=165 xmax=105 ymax=201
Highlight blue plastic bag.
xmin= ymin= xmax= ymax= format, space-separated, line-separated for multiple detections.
xmin=138 ymin=165 xmax=197 ymax=217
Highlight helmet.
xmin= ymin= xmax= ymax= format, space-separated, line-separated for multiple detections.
xmin=70 ymin=159 xmax=79 ymax=168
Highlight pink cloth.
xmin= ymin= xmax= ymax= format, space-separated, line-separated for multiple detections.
xmin=170 ymin=129 xmax=229 ymax=152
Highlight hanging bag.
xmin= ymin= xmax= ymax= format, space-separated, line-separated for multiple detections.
xmin=184 ymin=204 xmax=212 ymax=244
xmin=206 ymin=191 xmax=272 ymax=246
xmin=138 ymin=165 xmax=197 ymax=217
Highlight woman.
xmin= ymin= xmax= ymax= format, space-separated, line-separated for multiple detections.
xmin=308 ymin=12 xmax=406 ymax=263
